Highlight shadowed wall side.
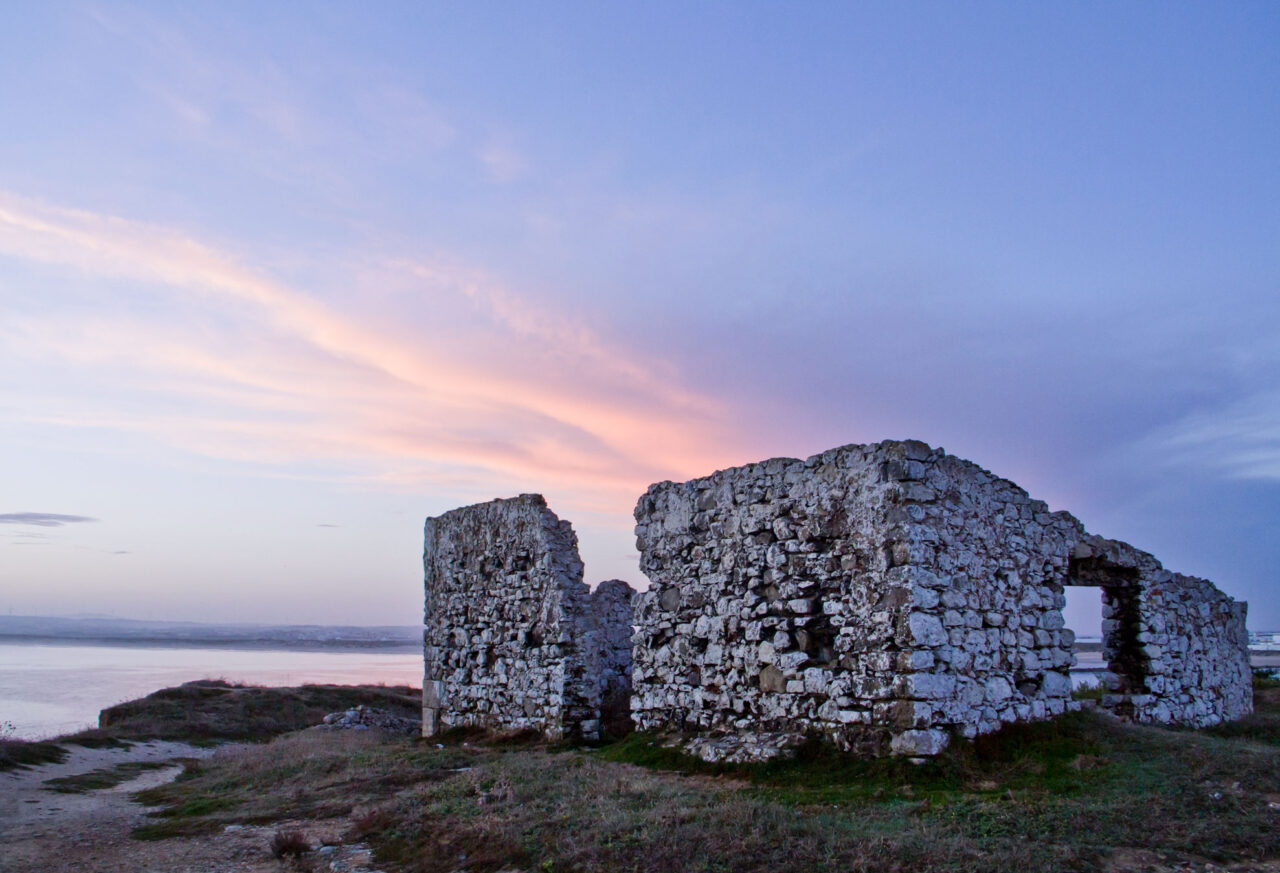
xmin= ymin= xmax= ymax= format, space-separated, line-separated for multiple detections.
xmin=422 ymin=494 xmax=634 ymax=741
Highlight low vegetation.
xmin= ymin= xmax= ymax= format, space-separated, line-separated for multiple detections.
xmin=0 ymin=737 xmax=70 ymax=771
xmin=1254 ymin=666 xmax=1280 ymax=691
xmin=91 ymin=679 xmax=420 ymax=743
xmin=0 ymin=679 xmax=418 ymax=772
xmin=269 ymin=827 xmax=312 ymax=858
xmin=131 ymin=685 xmax=1280 ymax=873
xmin=43 ymin=760 xmax=175 ymax=793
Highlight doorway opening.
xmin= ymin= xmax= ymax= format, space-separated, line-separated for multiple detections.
xmin=1067 ymin=556 xmax=1147 ymax=715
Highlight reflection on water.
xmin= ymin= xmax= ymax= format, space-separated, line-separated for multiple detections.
xmin=0 ymin=641 xmax=422 ymax=740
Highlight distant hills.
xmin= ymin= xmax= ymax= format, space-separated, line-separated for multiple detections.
xmin=0 ymin=614 xmax=421 ymax=651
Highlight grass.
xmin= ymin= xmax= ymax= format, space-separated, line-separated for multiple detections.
xmin=0 ymin=679 xmax=419 ymax=772
xmin=42 ymin=760 xmax=175 ymax=793
xmin=1254 ymin=666 xmax=1280 ymax=691
xmin=88 ymin=679 xmax=420 ymax=744
xmin=132 ymin=729 xmax=472 ymax=840
xmin=130 ymin=687 xmax=1280 ymax=873
xmin=1070 ymin=683 xmax=1105 ymax=701
xmin=270 ymin=827 xmax=312 ymax=858
xmin=0 ymin=738 xmax=69 ymax=771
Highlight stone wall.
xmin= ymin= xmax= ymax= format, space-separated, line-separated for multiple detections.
xmin=422 ymin=494 xmax=634 ymax=741
xmin=885 ymin=445 xmax=1082 ymax=754
xmin=632 ymin=442 xmax=928 ymax=760
xmin=1071 ymin=535 xmax=1252 ymax=726
xmin=590 ymin=580 xmax=636 ymax=735
xmin=421 ymin=441 xmax=1250 ymax=759
xmin=633 ymin=439 xmax=1252 ymax=760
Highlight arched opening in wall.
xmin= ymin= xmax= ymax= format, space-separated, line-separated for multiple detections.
xmin=1066 ymin=557 xmax=1147 ymax=715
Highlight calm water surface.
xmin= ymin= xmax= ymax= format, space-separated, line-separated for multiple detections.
xmin=5 ymin=642 xmax=1264 ymax=741
xmin=0 ymin=640 xmax=422 ymax=740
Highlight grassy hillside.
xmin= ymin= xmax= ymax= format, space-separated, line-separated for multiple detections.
xmin=130 ymin=681 xmax=1280 ymax=873
xmin=0 ymin=680 xmax=420 ymax=771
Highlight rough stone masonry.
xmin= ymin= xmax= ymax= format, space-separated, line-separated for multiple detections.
xmin=631 ymin=440 xmax=1252 ymax=760
xmin=422 ymin=441 xmax=1251 ymax=760
xmin=422 ymin=494 xmax=635 ymax=741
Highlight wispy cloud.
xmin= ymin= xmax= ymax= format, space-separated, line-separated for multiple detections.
xmin=1149 ymin=390 xmax=1280 ymax=482
xmin=0 ymin=192 xmax=740 ymax=515
xmin=0 ymin=513 xmax=98 ymax=527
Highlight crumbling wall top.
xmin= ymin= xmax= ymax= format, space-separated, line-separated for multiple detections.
xmin=423 ymin=494 xmax=602 ymax=740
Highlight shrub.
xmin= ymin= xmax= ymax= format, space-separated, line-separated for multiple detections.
xmin=270 ymin=828 xmax=311 ymax=858
xmin=0 ymin=738 xmax=68 ymax=772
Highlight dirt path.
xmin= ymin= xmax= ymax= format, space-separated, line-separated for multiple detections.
xmin=0 ymin=742 xmax=381 ymax=873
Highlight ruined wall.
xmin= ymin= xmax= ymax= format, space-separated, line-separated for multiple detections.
xmin=423 ymin=495 xmax=634 ymax=741
xmin=423 ymin=442 xmax=1250 ymax=758
xmin=634 ymin=439 xmax=1252 ymax=760
xmin=633 ymin=444 xmax=909 ymax=760
xmin=590 ymin=580 xmax=636 ymax=735
xmin=632 ymin=441 xmax=1079 ymax=759
xmin=1072 ymin=536 xmax=1252 ymax=726
xmin=883 ymin=447 xmax=1081 ymax=754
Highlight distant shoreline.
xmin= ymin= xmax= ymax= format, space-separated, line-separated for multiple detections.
xmin=0 ymin=634 xmax=420 ymax=654
xmin=0 ymin=614 xmax=422 ymax=654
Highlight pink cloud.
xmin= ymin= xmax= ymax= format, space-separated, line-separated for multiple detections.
xmin=0 ymin=192 xmax=747 ymax=519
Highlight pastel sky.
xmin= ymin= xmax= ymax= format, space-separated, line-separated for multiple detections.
xmin=1 ymin=3 xmax=1277 ymax=632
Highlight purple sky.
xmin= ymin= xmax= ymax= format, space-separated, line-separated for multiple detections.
xmin=1 ymin=3 xmax=1277 ymax=632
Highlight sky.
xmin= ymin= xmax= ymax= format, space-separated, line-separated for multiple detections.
xmin=0 ymin=2 xmax=1277 ymax=631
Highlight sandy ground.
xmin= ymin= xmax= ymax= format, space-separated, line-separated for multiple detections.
xmin=0 ymin=742 xmax=382 ymax=873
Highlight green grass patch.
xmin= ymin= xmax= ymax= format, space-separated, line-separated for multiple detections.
xmin=42 ymin=760 xmax=173 ymax=793
xmin=1071 ymin=683 xmax=1105 ymax=701
xmin=597 ymin=731 xmax=739 ymax=775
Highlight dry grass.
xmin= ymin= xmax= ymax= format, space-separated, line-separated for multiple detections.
xmin=42 ymin=760 xmax=174 ymax=793
xmin=128 ymin=685 xmax=1280 ymax=873
xmin=0 ymin=738 xmax=68 ymax=772
xmin=270 ymin=828 xmax=312 ymax=858
xmin=2 ymin=679 xmax=419 ymax=773
xmin=133 ymin=707 xmax=1280 ymax=871
xmin=133 ymin=729 xmax=471 ymax=839
xmin=87 ymin=679 xmax=420 ymax=743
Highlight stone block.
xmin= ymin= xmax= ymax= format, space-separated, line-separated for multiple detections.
xmin=890 ymin=729 xmax=949 ymax=757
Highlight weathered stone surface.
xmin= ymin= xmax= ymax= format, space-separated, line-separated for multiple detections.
xmin=631 ymin=440 xmax=1252 ymax=760
xmin=422 ymin=495 xmax=634 ymax=741
xmin=317 ymin=705 xmax=420 ymax=735
xmin=890 ymin=728 xmax=949 ymax=757
xmin=591 ymin=578 xmax=636 ymax=736
xmin=422 ymin=441 xmax=1250 ymax=761
xmin=1072 ymin=532 xmax=1252 ymax=727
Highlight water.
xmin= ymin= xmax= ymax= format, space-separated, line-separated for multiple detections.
xmin=3 ymin=641 xmax=1258 ymax=741
xmin=0 ymin=640 xmax=422 ymax=740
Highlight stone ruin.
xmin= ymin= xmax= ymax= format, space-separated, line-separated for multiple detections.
xmin=632 ymin=440 xmax=1252 ymax=759
xmin=423 ymin=440 xmax=1252 ymax=759
xmin=422 ymin=494 xmax=634 ymax=741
